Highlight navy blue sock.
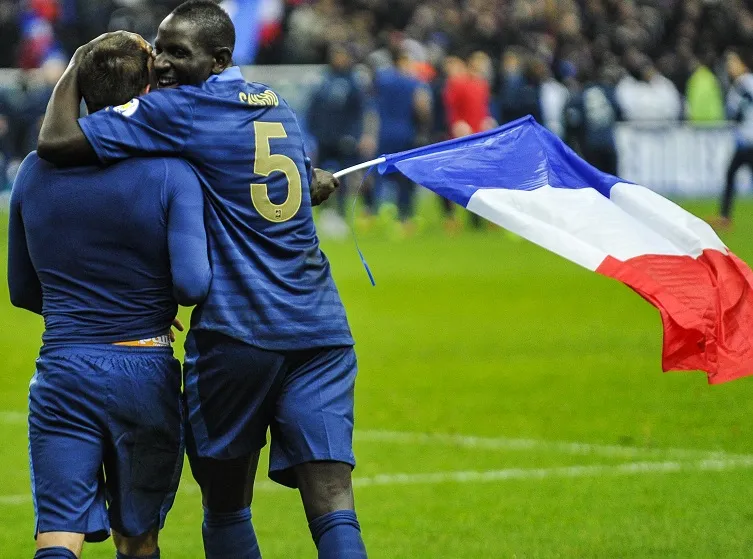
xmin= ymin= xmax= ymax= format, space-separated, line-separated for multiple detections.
xmin=309 ymin=510 xmax=367 ymax=558
xmin=34 ymin=548 xmax=78 ymax=559
xmin=115 ymin=549 xmax=160 ymax=559
xmin=203 ymin=507 xmax=261 ymax=559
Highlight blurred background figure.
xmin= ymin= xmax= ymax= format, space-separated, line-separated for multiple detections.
xmin=440 ymin=52 xmax=495 ymax=231
xmin=682 ymin=47 xmax=724 ymax=124
xmin=716 ymin=50 xmax=753 ymax=228
xmin=616 ymin=49 xmax=682 ymax=122
xmin=307 ymin=43 xmax=376 ymax=237
xmin=498 ymin=47 xmax=541 ymax=125
xmin=565 ymin=64 xmax=622 ymax=176
xmin=371 ymin=48 xmax=431 ymax=231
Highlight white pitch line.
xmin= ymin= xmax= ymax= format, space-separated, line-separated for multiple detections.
xmin=347 ymin=456 xmax=753 ymax=488
xmin=0 ymin=411 xmax=27 ymax=424
xmin=4 ymin=457 xmax=753 ymax=505
xmin=1 ymin=412 xmax=745 ymax=460
xmin=354 ymin=430 xmax=750 ymax=460
xmin=0 ymin=494 xmax=30 ymax=505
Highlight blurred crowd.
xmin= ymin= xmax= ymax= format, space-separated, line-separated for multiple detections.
xmin=3 ymin=0 xmax=753 ymax=227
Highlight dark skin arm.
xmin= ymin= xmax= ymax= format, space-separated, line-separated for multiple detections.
xmin=38 ymin=32 xmax=339 ymax=202
xmin=37 ymin=37 xmax=112 ymax=166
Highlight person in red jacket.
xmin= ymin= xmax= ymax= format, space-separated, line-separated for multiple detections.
xmin=441 ymin=52 xmax=496 ymax=231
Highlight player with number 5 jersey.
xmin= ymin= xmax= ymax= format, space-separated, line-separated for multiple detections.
xmin=37 ymin=2 xmax=366 ymax=558
xmin=79 ymin=55 xmax=353 ymax=353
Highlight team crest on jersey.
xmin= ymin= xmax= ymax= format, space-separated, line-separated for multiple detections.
xmin=112 ymin=98 xmax=140 ymax=117
xmin=239 ymin=89 xmax=279 ymax=107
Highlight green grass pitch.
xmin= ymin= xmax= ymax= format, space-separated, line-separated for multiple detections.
xmin=2 ymin=198 xmax=753 ymax=558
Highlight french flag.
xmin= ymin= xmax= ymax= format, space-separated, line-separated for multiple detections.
xmin=375 ymin=116 xmax=753 ymax=384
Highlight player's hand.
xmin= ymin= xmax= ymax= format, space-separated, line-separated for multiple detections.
xmin=169 ymin=318 xmax=185 ymax=343
xmin=311 ymin=168 xmax=339 ymax=206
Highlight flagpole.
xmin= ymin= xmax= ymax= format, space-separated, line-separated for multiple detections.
xmin=333 ymin=157 xmax=386 ymax=179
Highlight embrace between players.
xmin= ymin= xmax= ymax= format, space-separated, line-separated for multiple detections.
xmin=7 ymin=1 xmax=368 ymax=558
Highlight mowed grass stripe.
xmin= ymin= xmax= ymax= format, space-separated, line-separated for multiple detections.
xmin=355 ymin=430 xmax=749 ymax=459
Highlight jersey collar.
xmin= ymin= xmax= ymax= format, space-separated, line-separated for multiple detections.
xmin=207 ymin=66 xmax=244 ymax=84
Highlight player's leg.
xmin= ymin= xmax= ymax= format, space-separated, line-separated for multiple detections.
xmin=395 ymin=173 xmax=416 ymax=223
xmin=29 ymin=347 xmax=112 ymax=558
xmin=721 ymin=148 xmax=746 ymax=220
xmin=112 ymin=529 xmax=159 ymax=558
xmin=103 ymin=348 xmax=184 ymax=559
xmin=187 ymin=451 xmax=262 ymax=559
xmin=34 ymin=533 xmax=83 ymax=558
xmin=294 ymin=461 xmax=366 ymax=559
xmin=269 ymin=347 xmax=367 ymax=558
xmin=184 ymin=330 xmax=288 ymax=559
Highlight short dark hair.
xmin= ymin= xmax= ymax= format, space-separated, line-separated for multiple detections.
xmin=171 ymin=0 xmax=235 ymax=54
xmin=78 ymin=35 xmax=150 ymax=114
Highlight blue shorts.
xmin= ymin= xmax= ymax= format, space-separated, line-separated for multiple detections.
xmin=28 ymin=345 xmax=184 ymax=542
xmin=183 ymin=330 xmax=357 ymax=488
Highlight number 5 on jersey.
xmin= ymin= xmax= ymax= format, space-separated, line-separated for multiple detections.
xmin=251 ymin=121 xmax=303 ymax=222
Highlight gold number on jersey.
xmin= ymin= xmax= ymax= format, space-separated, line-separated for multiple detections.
xmin=251 ymin=121 xmax=302 ymax=222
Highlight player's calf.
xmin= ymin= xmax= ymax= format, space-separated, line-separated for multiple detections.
xmin=295 ymin=461 xmax=367 ymax=558
xmin=34 ymin=532 xmax=84 ymax=559
xmin=189 ymin=453 xmax=262 ymax=559
xmin=113 ymin=529 xmax=159 ymax=558
xmin=35 ymin=531 xmax=84 ymax=558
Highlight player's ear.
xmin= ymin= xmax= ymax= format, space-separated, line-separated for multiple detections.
xmin=212 ymin=47 xmax=233 ymax=74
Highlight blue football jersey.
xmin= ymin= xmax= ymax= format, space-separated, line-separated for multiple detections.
xmin=8 ymin=153 xmax=211 ymax=344
xmin=78 ymin=67 xmax=354 ymax=350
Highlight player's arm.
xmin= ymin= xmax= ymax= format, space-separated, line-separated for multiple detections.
xmin=7 ymin=164 xmax=43 ymax=314
xmin=164 ymin=162 xmax=212 ymax=306
xmin=37 ymin=44 xmax=98 ymax=166
xmin=40 ymin=33 xmax=192 ymax=166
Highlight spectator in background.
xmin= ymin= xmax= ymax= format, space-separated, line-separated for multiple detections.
xmin=716 ymin=50 xmax=753 ymax=228
xmin=0 ymin=0 xmax=21 ymax=68
xmin=307 ymin=43 xmax=377 ymax=234
xmin=498 ymin=47 xmax=541 ymax=124
xmin=684 ymin=49 xmax=725 ymax=124
xmin=444 ymin=53 xmax=495 ymax=140
xmin=19 ymin=55 xmax=66 ymax=156
xmin=616 ymin=49 xmax=682 ymax=122
xmin=440 ymin=52 xmax=495 ymax=231
xmin=0 ymin=90 xmax=11 ymax=189
xmin=17 ymin=1 xmax=62 ymax=69
xmin=532 ymin=56 xmax=568 ymax=138
xmin=566 ymin=64 xmax=622 ymax=176
xmin=372 ymin=48 xmax=432 ymax=229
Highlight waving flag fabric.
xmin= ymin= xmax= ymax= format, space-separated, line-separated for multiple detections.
xmin=377 ymin=116 xmax=753 ymax=384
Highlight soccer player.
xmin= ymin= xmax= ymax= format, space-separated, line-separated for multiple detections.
xmin=9 ymin=34 xmax=211 ymax=559
xmin=372 ymin=48 xmax=432 ymax=225
xmin=307 ymin=43 xmax=377 ymax=219
xmin=37 ymin=2 xmax=367 ymax=558
xmin=716 ymin=49 xmax=753 ymax=228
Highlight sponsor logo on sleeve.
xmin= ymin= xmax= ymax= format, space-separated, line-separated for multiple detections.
xmin=112 ymin=98 xmax=140 ymax=117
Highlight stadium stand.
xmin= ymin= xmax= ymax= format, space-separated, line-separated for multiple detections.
xmin=2 ymin=0 xmax=753 ymax=211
